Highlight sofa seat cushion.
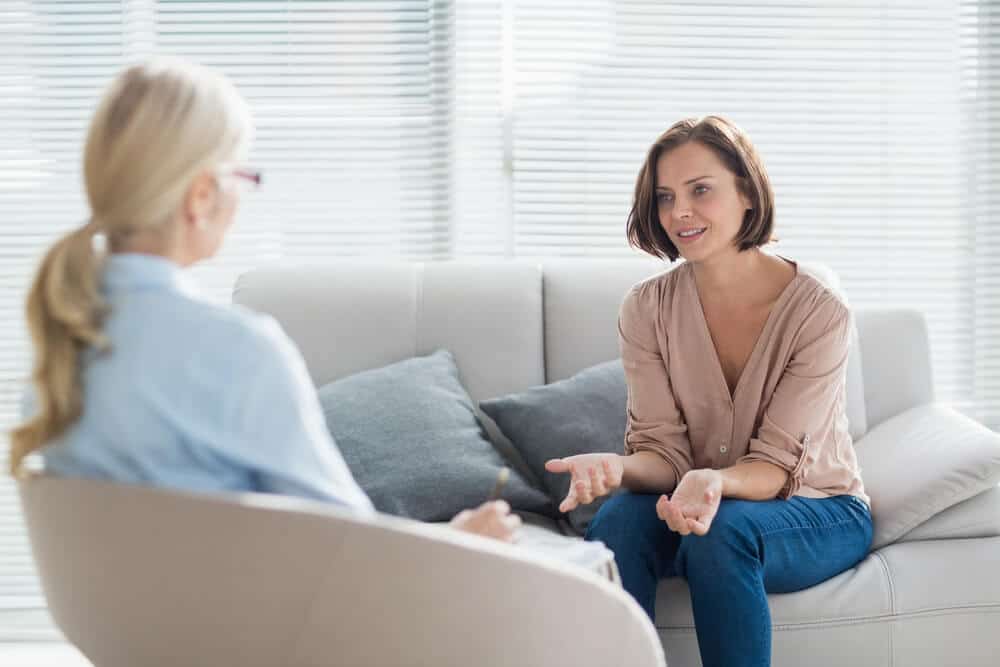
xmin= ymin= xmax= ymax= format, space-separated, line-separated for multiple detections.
xmin=654 ymin=546 xmax=892 ymax=630
xmin=879 ymin=536 xmax=1000 ymax=614
xmin=653 ymin=537 xmax=1000 ymax=667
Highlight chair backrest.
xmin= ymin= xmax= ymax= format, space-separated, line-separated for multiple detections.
xmin=236 ymin=258 xmax=934 ymax=438
xmin=19 ymin=475 xmax=664 ymax=667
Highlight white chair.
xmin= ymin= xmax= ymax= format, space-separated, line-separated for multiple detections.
xmin=19 ymin=474 xmax=664 ymax=667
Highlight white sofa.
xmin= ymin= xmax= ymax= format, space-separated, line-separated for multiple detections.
xmin=232 ymin=259 xmax=1000 ymax=667
xmin=19 ymin=259 xmax=1000 ymax=667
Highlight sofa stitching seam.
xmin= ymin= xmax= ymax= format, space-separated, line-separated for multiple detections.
xmin=655 ymin=602 xmax=1000 ymax=633
xmin=778 ymin=603 xmax=1000 ymax=628
xmin=873 ymin=551 xmax=896 ymax=666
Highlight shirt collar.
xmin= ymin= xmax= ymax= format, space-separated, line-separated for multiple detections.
xmin=102 ymin=253 xmax=200 ymax=296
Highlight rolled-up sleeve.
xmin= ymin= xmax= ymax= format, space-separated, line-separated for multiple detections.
xmin=618 ymin=284 xmax=694 ymax=488
xmin=738 ymin=297 xmax=852 ymax=499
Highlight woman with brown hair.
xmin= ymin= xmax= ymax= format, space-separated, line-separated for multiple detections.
xmin=546 ymin=116 xmax=872 ymax=666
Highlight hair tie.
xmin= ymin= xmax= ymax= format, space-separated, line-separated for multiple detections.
xmin=81 ymin=218 xmax=109 ymax=253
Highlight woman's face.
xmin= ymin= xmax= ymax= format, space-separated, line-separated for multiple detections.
xmin=198 ymin=177 xmax=240 ymax=259
xmin=179 ymin=169 xmax=242 ymax=265
xmin=655 ymin=141 xmax=752 ymax=262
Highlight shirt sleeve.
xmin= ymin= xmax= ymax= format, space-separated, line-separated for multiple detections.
xmin=737 ymin=296 xmax=852 ymax=499
xmin=618 ymin=283 xmax=694 ymax=488
xmin=228 ymin=317 xmax=376 ymax=517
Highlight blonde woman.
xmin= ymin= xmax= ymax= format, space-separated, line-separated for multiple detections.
xmin=546 ymin=117 xmax=872 ymax=667
xmin=10 ymin=58 xmax=518 ymax=542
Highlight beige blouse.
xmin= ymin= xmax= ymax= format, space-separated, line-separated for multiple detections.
xmin=619 ymin=260 xmax=869 ymax=505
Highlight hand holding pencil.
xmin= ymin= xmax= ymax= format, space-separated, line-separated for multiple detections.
xmin=449 ymin=467 xmax=522 ymax=542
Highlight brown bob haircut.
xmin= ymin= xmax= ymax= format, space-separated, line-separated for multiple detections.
xmin=626 ymin=115 xmax=775 ymax=262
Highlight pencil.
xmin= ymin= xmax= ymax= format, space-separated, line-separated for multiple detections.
xmin=489 ymin=466 xmax=510 ymax=501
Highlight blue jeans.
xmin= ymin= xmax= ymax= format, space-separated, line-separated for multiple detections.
xmin=586 ymin=492 xmax=873 ymax=667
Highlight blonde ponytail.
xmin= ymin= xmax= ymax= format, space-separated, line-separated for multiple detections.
xmin=10 ymin=222 xmax=107 ymax=475
xmin=9 ymin=57 xmax=252 ymax=476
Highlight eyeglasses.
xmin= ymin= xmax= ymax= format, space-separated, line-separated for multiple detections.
xmin=217 ymin=165 xmax=262 ymax=192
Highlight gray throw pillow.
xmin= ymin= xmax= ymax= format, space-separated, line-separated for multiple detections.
xmin=481 ymin=359 xmax=627 ymax=534
xmin=317 ymin=349 xmax=551 ymax=522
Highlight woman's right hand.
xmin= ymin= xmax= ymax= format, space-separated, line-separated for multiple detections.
xmin=544 ymin=453 xmax=624 ymax=513
xmin=450 ymin=500 xmax=522 ymax=542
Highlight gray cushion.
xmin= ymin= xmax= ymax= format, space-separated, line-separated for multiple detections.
xmin=481 ymin=359 xmax=627 ymax=534
xmin=317 ymin=349 xmax=551 ymax=522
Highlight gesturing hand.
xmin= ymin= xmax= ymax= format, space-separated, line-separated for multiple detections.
xmin=544 ymin=453 xmax=624 ymax=513
xmin=656 ymin=469 xmax=723 ymax=536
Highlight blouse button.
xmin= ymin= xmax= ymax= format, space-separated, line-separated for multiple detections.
xmin=720 ymin=445 xmax=728 ymax=454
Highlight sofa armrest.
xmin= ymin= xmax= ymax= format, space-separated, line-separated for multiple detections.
xmin=855 ymin=404 xmax=1000 ymax=550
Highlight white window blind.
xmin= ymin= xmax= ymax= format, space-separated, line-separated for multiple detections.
xmin=0 ymin=0 xmax=455 ymax=642
xmin=2 ymin=0 xmax=132 ymax=642
xmin=505 ymin=0 xmax=976 ymax=417
xmin=1 ymin=0 xmax=997 ymax=644
xmin=963 ymin=0 xmax=1000 ymax=428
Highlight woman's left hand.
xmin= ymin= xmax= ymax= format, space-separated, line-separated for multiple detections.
xmin=656 ymin=469 xmax=723 ymax=536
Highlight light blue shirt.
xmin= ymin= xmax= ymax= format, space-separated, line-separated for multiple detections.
xmin=32 ymin=253 xmax=375 ymax=516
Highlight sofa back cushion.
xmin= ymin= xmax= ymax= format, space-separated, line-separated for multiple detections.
xmin=235 ymin=258 xmax=867 ymax=440
xmin=234 ymin=261 xmax=545 ymax=402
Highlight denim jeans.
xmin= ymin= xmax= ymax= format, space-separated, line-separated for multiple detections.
xmin=586 ymin=492 xmax=873 ymax=667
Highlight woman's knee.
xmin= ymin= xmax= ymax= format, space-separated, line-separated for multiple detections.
xmin=674 ymin=501 xmax=761 ymax=578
